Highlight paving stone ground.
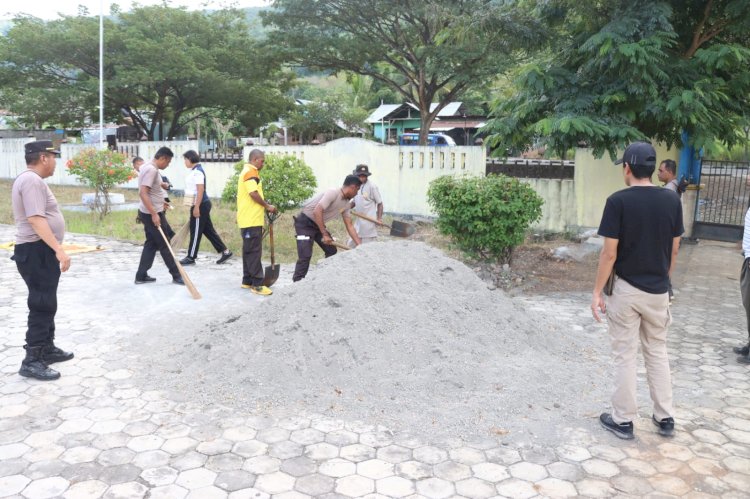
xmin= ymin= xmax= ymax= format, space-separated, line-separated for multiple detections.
xmin=1 ymin=224 xmax=749 ymax=498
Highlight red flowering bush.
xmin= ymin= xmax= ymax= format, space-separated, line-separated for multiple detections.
xmin=67 ymin=148 xmax=134 ymax=218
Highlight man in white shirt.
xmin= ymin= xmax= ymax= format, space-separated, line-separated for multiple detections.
xmin=736 ymin=175 xmax=750 ymax=364
xmin=349 ymin=164 xmax=383 ymax=245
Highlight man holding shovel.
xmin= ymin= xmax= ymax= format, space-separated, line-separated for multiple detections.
xmin=237 ymin=149 xmax=277 ymax=296
xmin=293 ymin=175 xmax=362 ymax=282
xmin=348 ymin=164 xmax=383 ymax=247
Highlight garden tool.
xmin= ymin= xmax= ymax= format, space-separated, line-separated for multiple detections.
xmin=350 ymin=210 xmax=416 ymax=237
xmin=262 ymin=212 xmax=281 ymax=286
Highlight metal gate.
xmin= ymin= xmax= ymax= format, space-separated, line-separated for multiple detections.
xmin=693 ymin=159 xmax=750 ymax=242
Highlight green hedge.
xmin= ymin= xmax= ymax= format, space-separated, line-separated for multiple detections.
xmin=427 ymin=174 xmax=543 ymax=263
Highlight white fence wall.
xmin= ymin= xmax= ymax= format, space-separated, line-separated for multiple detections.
xmin=521 ymin=178 xmax=577 ymax=233
xmin=252 ymin=137 xmax=486 ymax=216
xmin=0 ymin=139 xmax=237 ymax=201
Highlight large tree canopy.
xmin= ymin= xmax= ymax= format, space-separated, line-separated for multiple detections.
xmin=0 ymin=5 xmax=292 ymax=139
xmin=263 ymin=0 xmax=545 ymax=144
xmin=484 ymin=0 xmax=750 ymax=158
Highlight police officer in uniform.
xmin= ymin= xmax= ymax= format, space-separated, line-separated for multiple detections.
xmin=11 ymin=140 xmax=74 ymax=381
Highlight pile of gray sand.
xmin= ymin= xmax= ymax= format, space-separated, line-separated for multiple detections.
xmin=143 ymin=240 xmax=610 ymax=442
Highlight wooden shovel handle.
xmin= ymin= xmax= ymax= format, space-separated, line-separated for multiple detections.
xmin=351 ymin=210 xmax=390 ymax=228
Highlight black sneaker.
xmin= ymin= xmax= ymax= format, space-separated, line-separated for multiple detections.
xmin=180 ymin=256 xmax=196 ymax=265
xmin=134 ymin=275 xmax=156 ymax=284
xmin=173 ymin=276 xmax=185 ymax=285
xmin=737 ymin=354 xmax=750 ymax=365
xmin=733 ymin=344 xmax=749 ymax=356
xmin=216 ymin=251 xmax=233 ymax=264
xmin=599 ymin=413 xmax=634 ymax=440
xmin=652 ymin=415 xmax=675 ymax=437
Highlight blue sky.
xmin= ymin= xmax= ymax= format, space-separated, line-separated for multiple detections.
xmin=0 ymin=0 xmax=268 ymax=20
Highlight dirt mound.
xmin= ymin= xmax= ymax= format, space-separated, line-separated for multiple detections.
xmin=145 ymin=240 xmax=609 ymax=442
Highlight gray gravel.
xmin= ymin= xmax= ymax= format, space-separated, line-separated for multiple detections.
xmin=133 ymin=240 xmax=610 ymax=444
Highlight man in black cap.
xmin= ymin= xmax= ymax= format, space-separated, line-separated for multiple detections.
xmin=591 ymin=141 xmax=683 ymax=440
xmin=349 ymin=164 xmax=384 ymax=246
xmin=11 ymin=140 xmax=74 ymax=381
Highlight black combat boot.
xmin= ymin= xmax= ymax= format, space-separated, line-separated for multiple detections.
xmin=42 ymin=342 xmax=74 ymax=364
xmin=19 ymin=345 xmax=61 ymax=381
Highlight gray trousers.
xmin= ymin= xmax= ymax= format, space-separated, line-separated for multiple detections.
xmin=742 ymin=259 xmax=750 ymax=341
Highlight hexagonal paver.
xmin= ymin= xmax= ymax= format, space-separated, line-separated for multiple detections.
xmin=254 ymin=471 xmax=295 ymax=495
xmin=206 ymin=453 xmax=243 ymax=472
xmin=325 ymin=430 xmax=359 ymax=447
xmin=20 ymin=476 xmax=70 ymax=498
xmin=256 ymin=428 xmax=290 ymax=444
xmin=375 ymin=475 xmax=414 ymax=497
xmin=127 ymin=434 xmax=164 ymax=452
xmin=0 ymin=475 xmax=30 ymax=496
xmin=536 ymin=477 xmax=577 ymax=497
xmin=223 ymin=427 xmax=257 ymax=442
xmin=319 ymin=458 xmax=356 ymax=478
xmin=415 ymin=477 xmax=454 ymax=499
xmin=305 ymin=443 xmax=339 ymax=460
xmin=433 ymin=460 xmax=471 ymax=481
xmin=335 ymin=475 xmax=374 ymax=497
xmin=176 ymin=468 xmax=218 ymax=489
xmin=196 ymin=439 xmax=233 ymax=456
xmin=279 ymin=456 xmax=316 ymax=477
xmin=171 ymin=451 xmax=208 ymax=471
xmin=556 ymin=445 xmax=592 ymax=462
xmin=485 ymin=446 xmax=522 ymax=465
xmin=648 ymin=474 xmax=691 ymax=495
xmin=147 ymin=484 xmax=189 ymax=499
xmin=357 ymin=459 xmax=394 ymax=479
xmin=449 ymin=446 xmax=485 ymax=465
xmin=60 ymin=446 xmax=101 ymax=465
xmin=294 ymin=473 xmax=335 ymax=496
xmin=413 ymin=446 xmax=448 ymax=465
xmin=395 ymin=460 xmax=431 ymax=480
xmin=141 ymin=466 xmax=179 ymax=487
xmin=658 ymin=443 xmax=694 ymax=462
xmin=472 ymin=462 xmax=510 ymax=482
xmin=62 ymin=479 xmax=108 ymax=499
xmin=509 ymin=461 xmax=548 ymax=482
xmin=340 ymin=444 xmax=376 ymax=462
xmin=269 ymin=440 xmax=304 ymax=460
xmin=232 ymin=440 xmax=268 ymax=458
xmin=162 ymin=437 xmax=198 ymax=455
xmin=376 ymin=445 xmax=411 ymax=464
xmin=290 ymin=429 xmax=325 ymax=446
xmin=576 ymin=478 xmax=617 ymax=497
xmin=496 ymin=478 xmax=537 ymax=499
xmin=133 ymin=450 xmax=170 ymax=469
xmin=101 ymin=481 xmax=148 ymax=498
xmin=243 ymin=456 xmax=281 ymax=475
xmin=97 ymin=447 xmax=136 ymax=466
xmin=581 ymin=458 xmax=620 ymax=478
xmin=456 ymin=477 xmax=495 ymax=498
xmin=214 ymin=470 xmax=257 ymax=492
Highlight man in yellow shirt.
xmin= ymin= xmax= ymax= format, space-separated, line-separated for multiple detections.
xmin=237 ymin=149 xmax=277 ymax=295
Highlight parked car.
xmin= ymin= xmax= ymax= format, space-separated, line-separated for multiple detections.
xmin=399 ymin=133 xmax=456 ymax=146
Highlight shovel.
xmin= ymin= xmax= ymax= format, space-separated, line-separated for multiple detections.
xmin=351 ymin=211 xmax=416 ymax=237
xmin=262 ymin=213 xmax=280 ymax=287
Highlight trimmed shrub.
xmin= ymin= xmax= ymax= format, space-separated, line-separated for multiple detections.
xmin=427 ymin=174 xmax=543 ymax=263
xmin=222 ymin=154 xmax=317 ymax=212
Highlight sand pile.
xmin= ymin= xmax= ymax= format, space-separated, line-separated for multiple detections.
xmin=143 ymin=240 xmax=609 ymax=442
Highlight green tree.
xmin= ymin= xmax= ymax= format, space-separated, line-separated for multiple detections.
xmin=484 ymin=0 xmax=750 ymax=159
xmin=284 ymin=99 xmax=342 ymax=144
xmin=0 ymin=6 xmax=293 ymax=139
xmin=263 ymin=0 xmax=544 ymax=144
xmin=222 ymin=154 xmax=317 ymax=211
